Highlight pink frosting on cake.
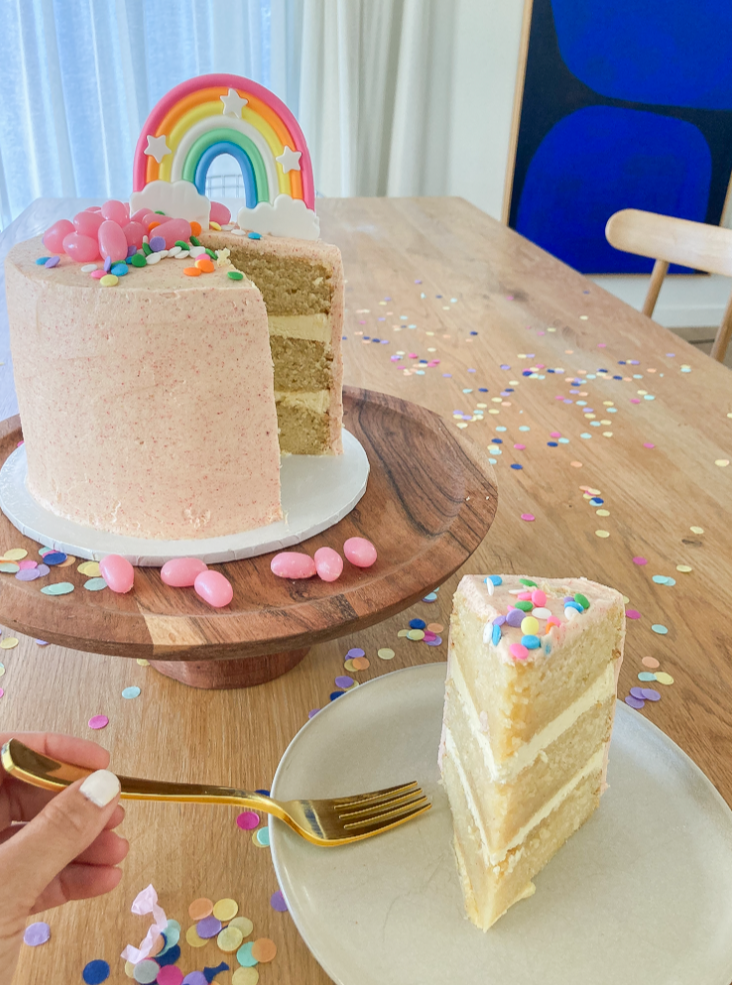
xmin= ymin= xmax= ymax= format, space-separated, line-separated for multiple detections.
xmin=5 ymin=237 xmax=282 ymax=539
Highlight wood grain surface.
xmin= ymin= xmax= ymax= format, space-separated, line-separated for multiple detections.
xmin=3 ymin=196 xmax=732 ymax=985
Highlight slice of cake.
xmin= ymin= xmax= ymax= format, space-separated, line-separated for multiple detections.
xmin=439 ymin=574 xmax=625 ymax=929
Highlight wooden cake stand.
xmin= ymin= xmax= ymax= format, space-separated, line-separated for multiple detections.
xmin=0 ymin=388 xmax=497 ymax=689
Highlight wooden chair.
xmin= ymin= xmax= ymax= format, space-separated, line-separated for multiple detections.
xmin=605 ymin=208 xmax=732 ymax=362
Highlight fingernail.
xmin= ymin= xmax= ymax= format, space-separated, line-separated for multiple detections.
xmin=80 ymin=769 xmax=120 ymax=807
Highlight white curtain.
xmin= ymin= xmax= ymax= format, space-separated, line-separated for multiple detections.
xmin=0 ymin=0 xmax=459 ymax=228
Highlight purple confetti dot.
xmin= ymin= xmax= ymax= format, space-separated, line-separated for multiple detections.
xmin=44 ymin=256 xmax=60 ymax=268
xmin=629 ymin=687 xmax=646 ymax=700
xmin=16 ymin=568 xmax=41 ymax=581
xmin=103 ymin=255 xmax=112 ymax=272
xmin=335 ymin=675 xmax=353 ymax=688
xmin=346 ymin=648 xmax=364 ymax=658
xmin=236 ymin=811 xmax=260 ymax=830
xmin=36 ymin=639 xmax=49 ymax=645
xmin=149 ymin=235 xmax=165 ymax=252
xmin=625 ymin=695 xmax=645 ymax=710
xmin=492 ymin=615 xmax=506 ymax=626
xmin=505 ymin=609 xmax=524 ymax=628
xmin=23 ymin=921 xmax=50 ymax=946
xmin=270 ymin=890 xmax=288 ymax=912
xmin=182 ymin=975 xmax=207 ymax=985
xmin=308 ymin=708 xmax=319 ymax=719
xmin=425 ymin=636 xmax=443 ymax=646
xmin=196 ymin=916 xmax=222 ymax=939
xmin=641 ymin=688 xmax=661 ymax=701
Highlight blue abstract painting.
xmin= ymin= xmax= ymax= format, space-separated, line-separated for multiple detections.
xmin=508 ymin=0 xmax=732 ymax=274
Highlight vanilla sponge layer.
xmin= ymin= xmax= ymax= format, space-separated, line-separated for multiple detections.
xmin=446 ymin=754 xmax=601 ymax=930
xmin=443 ymin=668 xmax=614 ymax=861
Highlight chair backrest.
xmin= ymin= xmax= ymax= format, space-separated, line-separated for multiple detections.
xmin=605 ymin=209 xmax=732 ymax=278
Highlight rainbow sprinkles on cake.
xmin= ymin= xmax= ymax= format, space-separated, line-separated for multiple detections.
xmin=440 ymin=574 xmax=625 ymax=928
xmin=4 ymin=74 xmax=344 ymax=542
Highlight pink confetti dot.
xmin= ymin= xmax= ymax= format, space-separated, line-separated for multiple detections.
xmin=18 ymin=560 xmax=37 ymax=570
xmin=550 ymin=431 xmax=561 ymax=438
xmin=643 ymin=442 xmax=655 ymax=449
xmin=156 ymin=968 xmax=183 ymax=985
xmin=598 ymin=342 xmax=607 ymax=348
xmin=88 ymin=715 xmax=108 ymax=730
xmin=0 ymin=688 xmax=4 ymax=698
xmin=633 ymin=557 xmax=647 ymax=565
xmin=631 ymin=398 xmax=641 ymax=404
xmin=514 ymin=443 xmax=526 ymax=450
xmin=626 ymin=609 xmax=641 ymax=619
xmin=236 ymin=811 xmax=260 ymax=830
xmin=520 ymin=513 xmax=535 ymax=522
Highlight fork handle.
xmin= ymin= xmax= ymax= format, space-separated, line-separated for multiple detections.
xmin=1 ymin=738 xmax=276 ymax=814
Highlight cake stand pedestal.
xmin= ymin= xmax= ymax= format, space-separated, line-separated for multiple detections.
xmin=0 ymin=388 xmax=497 ymax=689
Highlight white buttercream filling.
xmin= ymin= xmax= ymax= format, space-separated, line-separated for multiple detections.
xmin=448 ymin=656 xmax=615 ymax=783
xmin=274 ymin=390 xmax=330 ymax=413
xmin=445 ymin=731 xmax=605 ymax=866
xmin=268 ymin=313 xmax=331 ymax=343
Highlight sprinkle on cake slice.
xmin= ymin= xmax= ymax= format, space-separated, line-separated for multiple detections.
xmin=439 ymin=574 xmax=625 ymax=929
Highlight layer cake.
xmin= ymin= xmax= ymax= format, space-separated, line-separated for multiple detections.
xmin=439 ymin=574 xmax=625 ymax=928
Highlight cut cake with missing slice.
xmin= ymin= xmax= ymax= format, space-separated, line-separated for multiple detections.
xmin=439 ymin=574 xmax=625 ymax=929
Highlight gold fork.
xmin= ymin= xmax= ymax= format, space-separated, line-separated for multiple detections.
xmin=1 ymin=738 xmax=431 ymax=847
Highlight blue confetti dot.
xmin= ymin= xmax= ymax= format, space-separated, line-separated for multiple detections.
xmin=236 ymin=942 xmax=258 ymax=967
xmin=82 ymin=960 xmax=110 ymax=984
xmin=35 ymin=256 xmax=50 ymax=265
xmin=157 ymin=944 xmax=181 ymax=967
xmin=510 ymin=463 xmax=523 ymax=470
xmin=589 ymin=497 xmax=604 ymax=505
xmin=43 ymin=551 xmax=67 ymax=566
xmin=486 ymin=575 xmax=502 ymax=586
xmin=409 ymin=618 xmax=426 ymax=629
xmin=204 ymin=962 xmax=230 ymax=982
xmin=248 ymin=232 xmax=261 ymax=240
xmin=330 ymin=691 xmax=345 ymax=701
xmin=547 ymin=441 xmax=558 ymax=447
xmin=121 ymin=686 xmax=141 ymax=699
xmin=651 ymin=624 xmax=668 ymax=635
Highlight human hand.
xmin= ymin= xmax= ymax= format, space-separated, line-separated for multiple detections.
xmin=0 ymin=732 xmax=128 ymax=984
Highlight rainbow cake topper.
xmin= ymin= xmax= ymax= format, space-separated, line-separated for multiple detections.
xmin=131 ymin=74 xmax=319 ymax=239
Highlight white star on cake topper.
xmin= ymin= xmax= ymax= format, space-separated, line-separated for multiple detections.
xmin=144 ymin=134 xmax=171 ymax=163
xmin=220 ymin=88 xmax=248 ymax=117
xmin=276 ymin=145 xmax=302 ymax=173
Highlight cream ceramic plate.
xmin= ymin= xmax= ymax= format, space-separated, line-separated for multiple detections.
xmin=270 ymin=663 xmax=732 ymax=985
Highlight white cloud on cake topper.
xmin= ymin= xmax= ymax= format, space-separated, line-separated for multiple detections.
xmin=237 ymin=194 xmax=320 ymax=240
xmin=129 ymin=180 xmax=210 ymax=228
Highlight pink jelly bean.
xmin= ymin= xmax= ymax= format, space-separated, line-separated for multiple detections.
xmin=161 ymin=557 xmax=208 ymax=588
xmin=194 ymin=570 xmax=233 ymax=607
xmin=151 ymin=218 xmax=192 ymax=248
xmin=270 ymin=552 xmax=317 ymax=579
xmin=517 ymin=591 xmax=532 ymax=601
xmin=531 ymin=589 xmax=547 ymax=606
xmin=210 ymin=201 xmax=231 ymax=225
xmin=73 ymin=210 xmax=104 ymax=237
xmin=314 ymin=547 xmax=343 ymax=582
xmin=98 ymin=220 xmax=128 ymax=262
xmin=43 ymin=219 xmax=74 ymax=254
xmin=131 ymin=208 xmax=154 ymax=224
xmin=101 ymin=199 xmax=129 ymax=225
xmin=99 ymin=554 xmax=134 ymax=594
xmin=122 ymin=221 xmax=146 ymax=249
xmin=85 ymin=206 xmax=102 ymax=212
xmin=343 ymin=537 xmax=377 ymax=568
xmin=62 ymin=232 xmax=100 ymax=263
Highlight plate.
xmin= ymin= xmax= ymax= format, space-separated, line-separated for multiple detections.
xmin=0 ymin=429 xmax=368 ymax=565
xmin=270 ymin=663 xmax=732 ymax=985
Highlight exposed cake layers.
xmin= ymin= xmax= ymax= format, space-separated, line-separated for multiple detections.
xmin=440 ymin=574 xmax=625 ymax=929
xmin=5 ymin=236 xmax=282 ymax=540
xmin=201 ymin=232 xmax=344 ymax=456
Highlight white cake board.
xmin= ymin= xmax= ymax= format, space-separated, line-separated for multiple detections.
xmin=0 ymin=430 xmax=369 ymax=566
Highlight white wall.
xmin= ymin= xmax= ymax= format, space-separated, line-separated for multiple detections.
xmin=446 ymin=0 xmax=729 ymax=330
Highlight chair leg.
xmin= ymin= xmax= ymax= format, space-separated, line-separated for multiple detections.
xmin=642 ymin=259 xmax=669 ymax=318
xmin=710 ymin=292 xmax=732 ymax=363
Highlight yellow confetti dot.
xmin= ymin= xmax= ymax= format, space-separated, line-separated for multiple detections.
xmin=580 ymin=315 xmax=588 ymax=320
xmin=228 ymin=916 xmax=253 ymax=938
xmin=587 ymin=488 xmax=602 ymax=495
xmin=690 ymin=526 xmax=704 ymax=535
xmin=676 ymin=564 xmax=692 ymax=573
xmin=100 ymin=274 xmax=118 ymax=287
xmin=232 ymin=969 xmax=259 ymax=985
xmin=0 ymin=638 xmax=18 ymax=649
xmin=343 ymin=658 xmax=356 ymax=672
xmin=124 ymin=960 xmax=136 ymax=978
xmin=217 ymin=926 xmax=244 ymax=952
xmin=489 ymin=409 xmax=500 ymax=415
xmin=136 ymin=658 xmax=150 ymax=666
xmin=186 ymin=925 xmax=207 ymax=948
xmin=0 ymin=664 xmax=4 ymax=677
xmin=209 ymin=220 xmax=222 ymax=230
xmin=595 ymin=530 xmax=610 ymax=538
xmin=715 ymin=459 xmax=729 ymax=467
xmin=378 ymin=647 xmax=395 ymax=660
xmin=406 ymin=629 xmax=425 ymax=641
xmin=77 ymin=560 xmax=101 ymax=576
xmin=654 ymin=672 xmax=674 ymax=686
xmin=596 ymin=509 xmax=610 ymax=517
xmin=622 ymin=595 xmax=630 ymax=604
xmin=3 ymin=548 xmax=27 ymax=561
xmin=456 ymin=422 xmax=468 ymax=429
xmin=397 ymin=629 xmax=409 ymax=638
xmin=213 ymin=898 xmax=239 ymax=922
xmin=602 ymin=431 xmax=613 ymax=438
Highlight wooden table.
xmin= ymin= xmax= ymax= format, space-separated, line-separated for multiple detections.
xmin=3 ymin=196 xmax=732 ymax=985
